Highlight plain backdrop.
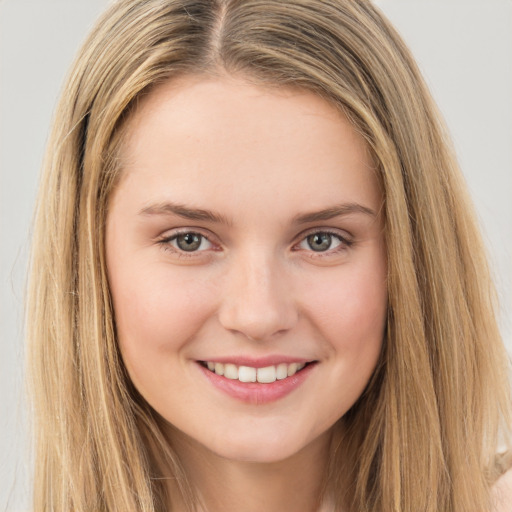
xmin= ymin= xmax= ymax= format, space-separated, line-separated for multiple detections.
xmin=1 ymin=1 xmax=511 ymax=510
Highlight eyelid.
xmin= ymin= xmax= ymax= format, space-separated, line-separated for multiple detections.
xmin=155 ymin=226 xmax=353 ymax=257
xmin=292 ymin=227 xmax=354 ymax=254
xmin=295 ymin=226 xmax=353 ymax=243
xmin=156 ymin=228 xmax=221 ymax=254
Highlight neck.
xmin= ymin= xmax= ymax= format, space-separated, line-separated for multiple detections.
xmin=165 ymin=427 xmax=333 ymax=512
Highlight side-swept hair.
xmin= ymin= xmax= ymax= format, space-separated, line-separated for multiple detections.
xmin=27 ymin=1 xmax=511 ymax=510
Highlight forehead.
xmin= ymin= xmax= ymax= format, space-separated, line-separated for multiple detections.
xmin=115 ymin=75 xmax=381 ymax=219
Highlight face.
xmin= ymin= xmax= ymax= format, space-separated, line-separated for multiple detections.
xmin=106 ymin=75 xmax=387 ymax=464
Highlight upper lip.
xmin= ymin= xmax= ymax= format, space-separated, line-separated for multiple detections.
xmin=198 ymin=356 xmax=316 ymax=368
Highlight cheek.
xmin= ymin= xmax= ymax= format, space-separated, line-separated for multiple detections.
xmin=308 ymin=264 xmax=387 ymax=419
xmin=301 ymin=256 xmax=387 ymax=364
xmin=108 ymin=260 xmax=216 ymax=377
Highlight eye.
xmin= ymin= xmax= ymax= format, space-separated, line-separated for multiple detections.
xmin=297 ymin=231 xmax=351 ymax=253
xmin=305 ymin=233 xmax=337 ymax=252
xmin=163 ymin=231 xmax=213 ymax=252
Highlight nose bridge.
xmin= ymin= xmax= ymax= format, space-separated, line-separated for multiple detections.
xmin=218 ymin=248 xmax=297 ymax=341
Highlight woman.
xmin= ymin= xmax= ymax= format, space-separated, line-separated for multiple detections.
xmin=26 ymin=0 xmax=512 ymax=510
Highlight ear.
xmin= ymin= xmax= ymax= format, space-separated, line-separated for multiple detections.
xmin=492 ymin=466 xmax=512 ymax=512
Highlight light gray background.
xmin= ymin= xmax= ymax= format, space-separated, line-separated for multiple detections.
xmin=1 ymin=1 xmax=511 ymax=510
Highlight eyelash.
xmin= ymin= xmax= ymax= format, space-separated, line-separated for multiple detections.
xmin=157 ymin=230 xmax=217 ymax=258
xmin=156 ymin=228 xmax=353 ymax=258
xmin=294 ymin=229 xmax=353 ymax=257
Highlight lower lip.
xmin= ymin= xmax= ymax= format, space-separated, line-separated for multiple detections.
xmin=197 ymin=362 xmax=317 ymax=405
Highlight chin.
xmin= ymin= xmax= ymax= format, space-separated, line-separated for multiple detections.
xmin=207 ymin=428 xmax=326 ymax=464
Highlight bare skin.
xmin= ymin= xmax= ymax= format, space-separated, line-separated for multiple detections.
xmin=493 ymin=468 xmax=512 ymax=512
xmin=167 ymin=426 xmax=333 ymax=512
xmin=106 ymin=74 xmax=387 ymax=511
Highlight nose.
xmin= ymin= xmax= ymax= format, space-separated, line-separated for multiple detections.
xmin=218 ymin=252 xmax=299 ymax=342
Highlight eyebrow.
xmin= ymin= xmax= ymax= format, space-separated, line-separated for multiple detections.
xmin=139 ymin=200 xmax=376 ymax=225
xmin=139 ymin=201 xmax=231 ymax=225
xmin=293 ymin=203 xmax=377 ymax=224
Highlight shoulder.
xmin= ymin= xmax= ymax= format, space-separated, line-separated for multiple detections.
xmin=492 ymin=466 xmax=512 ymax=512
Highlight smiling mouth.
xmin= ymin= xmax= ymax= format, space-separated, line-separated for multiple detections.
xmin=199 ymin=361 xmax=314 ymax=384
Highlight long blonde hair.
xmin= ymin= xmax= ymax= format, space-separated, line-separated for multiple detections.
xmin=27 ymin=1 xmax=511 ymax=510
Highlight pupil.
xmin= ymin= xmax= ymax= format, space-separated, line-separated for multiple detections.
xmin=177 ymin=233 xmax=201 ymax=251
xmin=308 ymin=233 xmax=331 ymax=252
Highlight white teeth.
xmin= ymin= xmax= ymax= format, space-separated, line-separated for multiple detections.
xmin=205 ymin=361 xmax=310 ymax=383
xmin=224 ymin=363 xmax=238 ymax=380
xmin=257 ymin=366 xmax=277 ymax=383
xmin=287 ymin=363 xmax=298 ymax=377
xmin=276 ymin=363 xmax=288 ymax=380
xmin=238 ymin=366 xmax=257 ymax=382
